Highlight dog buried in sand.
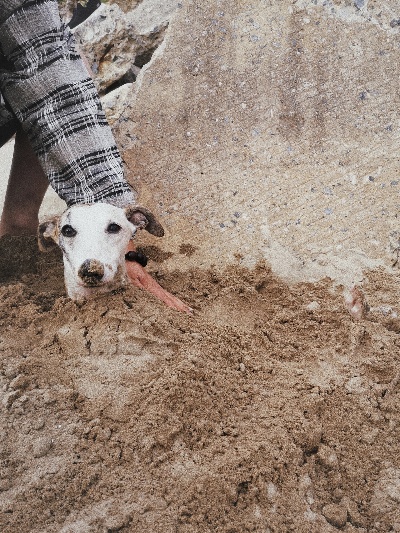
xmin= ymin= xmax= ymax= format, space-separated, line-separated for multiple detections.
xmin=38 ymin=203 xmax=166 ymax=302
xmin=0 ymin=1 xmax=191 ymax=313
xmin=37 ymin=201 xmax=192 ymax=313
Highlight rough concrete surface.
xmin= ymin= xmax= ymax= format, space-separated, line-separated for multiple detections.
xmin=114 ymin=0 xmax=400 ymax=286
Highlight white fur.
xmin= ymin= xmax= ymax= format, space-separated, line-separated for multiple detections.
xmin=43 ymin=203 xmax=138 ymax=301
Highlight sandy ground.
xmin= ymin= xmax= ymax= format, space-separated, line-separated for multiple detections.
xmin=0 ymin=234 xmax=400 ymax=532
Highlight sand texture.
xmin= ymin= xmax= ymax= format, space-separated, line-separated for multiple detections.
xmin=0 ymin=237 xmax=400 ymax=532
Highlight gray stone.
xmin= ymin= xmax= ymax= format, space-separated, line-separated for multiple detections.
xmin=341 ymin=497 xmax=366 ymax=528
xmin=322 ymin=503 xmax=348 ymax=528
xmin=32 ymin=437 xmax=53 ymax=458
xmin=354 ymin=0 xmax=365 ymax=9
xmin=371 ymin=467 xmax=400 ymax=515
xmin=101 ymin=83 xmax=133 ymax=125
xmin=317 ymin=444 xmax=339 ymax=469
xmin=73 ymin=1 xmax=176 ymax=93
xmin=0 ymin=478 xmax=11 ymax=492
xmin=2 ymin=390 xmax=20 ymax=408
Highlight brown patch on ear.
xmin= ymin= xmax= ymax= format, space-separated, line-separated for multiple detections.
xmin=125 ymin=205 xmax=165 ymax=237
xmin=38 ymin=218 xmax=60 ymax=252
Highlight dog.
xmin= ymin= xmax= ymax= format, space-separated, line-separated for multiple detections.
xmin=38 ymin=202 xmax=164 ymax=302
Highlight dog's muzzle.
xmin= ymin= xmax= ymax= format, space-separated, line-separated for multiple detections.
xmin=78 ymin=259 xmax=105 ymax=286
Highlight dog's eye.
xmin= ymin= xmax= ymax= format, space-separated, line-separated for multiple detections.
xmin=61 ymin=225 xmax=77 ymax=237
xmin=107 ymin=223 xmax=122 ymax=234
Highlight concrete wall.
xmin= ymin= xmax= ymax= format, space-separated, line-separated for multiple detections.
xmin=115 ymin=0 xmax=400 ymax=285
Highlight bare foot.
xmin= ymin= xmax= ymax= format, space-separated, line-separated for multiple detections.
xmin=125 ymin=243 xmax=193 ymax=314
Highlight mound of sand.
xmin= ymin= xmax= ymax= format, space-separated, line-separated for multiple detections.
xmin=0 ymin=236 xmax=400 ymax=532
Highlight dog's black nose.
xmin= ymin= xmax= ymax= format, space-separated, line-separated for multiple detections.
xmin=78 ymin=259 xmax=105 ymax=284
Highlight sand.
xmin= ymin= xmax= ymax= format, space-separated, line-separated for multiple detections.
xmin=0 ymin=236 xmax=400 ymax=532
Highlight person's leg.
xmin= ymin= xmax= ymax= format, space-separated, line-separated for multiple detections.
xmin=0 ymin=0 xmax=135 ymax=209
xmin=0 ymin=127 xmax=49 ymax=236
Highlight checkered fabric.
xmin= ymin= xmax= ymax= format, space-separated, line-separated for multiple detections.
xmin=0 ymin=0 xmax=136 ymax=207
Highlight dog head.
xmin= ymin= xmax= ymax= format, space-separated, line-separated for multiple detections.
xmin=38 ymin=202 xmax=164 ymax=301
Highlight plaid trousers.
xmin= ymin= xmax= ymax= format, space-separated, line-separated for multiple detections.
xmin=0 ymin=0 xmax=136 ymax=207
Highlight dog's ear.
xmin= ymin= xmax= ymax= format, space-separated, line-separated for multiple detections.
xmin=125 ymin=206 xmax=164 ymax=237
xmin=38 ymin=218 xmax=60 ymax=251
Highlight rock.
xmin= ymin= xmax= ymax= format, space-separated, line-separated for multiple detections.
xmin=104 ymin=512 xmax=132 ymax=531
xmin=0 ymin=502 xmax=13 ymax=514
xmin=32 ymin=418 xmax=45 ymax=430
xmin=113 ymin=0 xmax=400 ymax=287
xmin=4 ymin=366 xmax=18 ymax=380
xmin=301 ymin=422 xmax=322 ymax=454
xmin=360 ymin=427 xmax=379 ymax=444
xmin=73 ymin=4 xmax=130 ymax=92
xmin=322 ymin=503 xmax=348 ymax=528
xmin=128 ymin=0 xmax=177 ymax=33
xmin=266 ymin=482 xmax=278 ymax=502
xmin=101 ymin=83 xmax=133 ymax=125
xmin=345 ymin=376 xmax=366 ymax=394
xmin=344 ymin=287 xmax=368 ymax=320
xmin=2 ymin=390 xmax=20 ymax=408
xmin=32 ymin=437 xmax=53 ymax=458
xmin=73 ymin=1 xmax=175 ymax=93
xmin=317 ymin=444 xmax=339 ymax=469
xmin=9 ymin=374 xmax=29 ymax=391
xmin=371 ymin=467 xmax=400 ymax=515
xmin=341 ymin=497 xmax=366 ymax=528
xmin=0 ymin=479 xmax=11 ymax=492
